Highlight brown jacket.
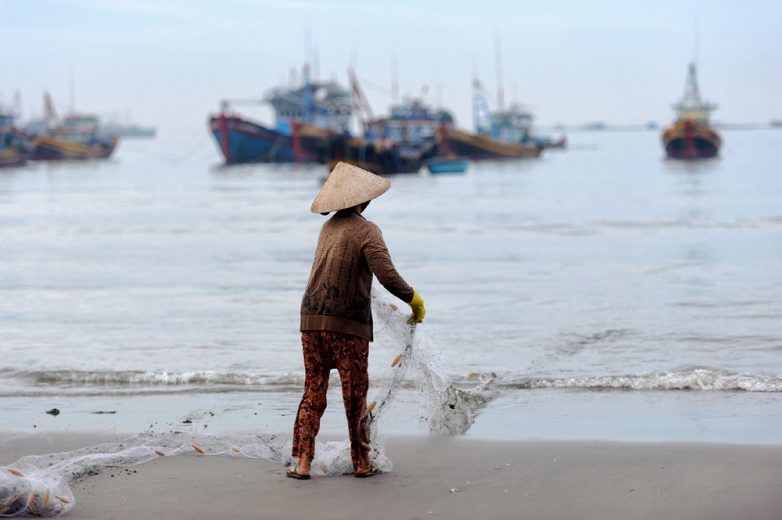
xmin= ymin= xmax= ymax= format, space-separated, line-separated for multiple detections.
xmin=300 ymin=210 xmax=414 ymax=341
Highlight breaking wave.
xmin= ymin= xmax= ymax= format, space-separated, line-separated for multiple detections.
xmin=503 ymin=369 xmax=782 ymax=392
xmin=2 ymin=367 xmax=779 ymax=397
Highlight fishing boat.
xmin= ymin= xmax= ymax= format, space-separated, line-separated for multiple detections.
xmin=32 ymin=115 xmax=119 ymax=160
xmin=442 ymin=126 xmax=540 ymax=159
xmin=0 ymin=113 xmax=29 ymax=167
xmin=462 ymin=80 xmax=545 ymax=159
xmin=29 ymin=94 xmax=118 ymax=160
xmin=320 ymin=130 xmax=438 ymax=175
xmin=310 ymin=72 xmax=442 ymax=175
xmin=209 ymin=66 xmax=352 ymax=164
xmin=661 ymin=63 xmax=721 ymax=159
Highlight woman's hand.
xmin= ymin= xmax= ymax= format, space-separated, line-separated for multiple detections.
xmin=407 ymin=290 xmax=426 ymax=323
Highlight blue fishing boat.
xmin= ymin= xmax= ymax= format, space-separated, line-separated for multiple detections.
xmin=209 ymin=67 xmax=352 ymax=164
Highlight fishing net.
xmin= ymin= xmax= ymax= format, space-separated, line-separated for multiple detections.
xmin=0 ymin=286 xmax=496 ymax=517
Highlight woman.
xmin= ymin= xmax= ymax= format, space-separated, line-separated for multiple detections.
xmin=288 ymin=162 xmax=425 ymax=480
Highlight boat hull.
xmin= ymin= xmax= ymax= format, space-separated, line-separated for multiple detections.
xmin=444 ymin=128 xmax=541 ymax=159
xmin=0 ymin=147 xmax=27 ymax=167
xmin=31 ymin=135 xmax=118 ymax=160
xmin=323 ymin=135 xmax=437 ymax=175
xmin=662 ymin=121 xmax=721 ymax=159
xmin=208 ymin=115 xmax=328 ymax=164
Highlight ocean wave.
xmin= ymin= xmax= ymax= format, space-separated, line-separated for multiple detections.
xmin=0 ymin=368 xmax=779 ymax=395
xmin=0 ymin=369 xmax=303 ymax=388
xmin=503 ymin=369 xmax=782 ymax=392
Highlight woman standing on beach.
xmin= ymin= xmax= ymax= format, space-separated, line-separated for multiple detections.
xmin=288 ymin=162 xmax=425 ymax=479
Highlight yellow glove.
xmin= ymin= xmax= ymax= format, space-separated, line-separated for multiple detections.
xmin=407 ymin=289 xmax=425 ymax=323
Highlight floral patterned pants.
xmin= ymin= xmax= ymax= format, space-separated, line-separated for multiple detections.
xmin=292 ymin=331 xmax=371 ymax=471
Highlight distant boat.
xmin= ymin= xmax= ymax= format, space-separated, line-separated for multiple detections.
xmin=310 ymin=75 xmax=442 ymax=175
xmin=0 ymin=112 xmax=29 ymax=167
xmin=661 ymin=63 xmax=721 ymax=159
xmin=29 ymin=93 xmax=118 ymax=160
xmin=442 ymin=127 xmax=541 ymax=159
xmin=32 ymin=115 xmax=119 ymax=160
xmin=100 ymin=123 xmax=156 ymax=139
xmin=426 ymin=156 xmax=468 ymax=174
xmin=486 ymin=103 xmax=563 ymax=149
xmin=319 ymin=129 xmax=437 ymax=175
xmin=369 ymin=89 xmax=542 ymax=161
xmin=209 ymin=66 xmax=352 ymax=164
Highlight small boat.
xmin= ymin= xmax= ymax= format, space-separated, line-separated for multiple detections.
xmin=209 ymin=66 xmax=352 ymax=164
xmin=535 ymin=135 xmax=567 ymax=150
xmin=0 ymin=112 xmax=29 ymax=167
xmin=661 ymin=63 xmax=721 ymax=159
xmin=426 ymin=156 xmax=468 ymax=174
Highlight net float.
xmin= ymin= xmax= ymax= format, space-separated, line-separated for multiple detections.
xmin=192 ymin=443 xmax=205 ymax=454
xmin=319 ymin=461 xmax=327 ymax=472
xmin=154 ymin=449 xmax=165 ymax=457
xmin=366 ymin=401 xmax=377 ymax=414
xmin=231 ymin=447 xmax=241 ymax=453
xmin=25 ymin=491 xmax=35 ymax=509
xmin=390 ymin=353 xmax=403 ymax=367
xmin=56 ymin=496 xmax=71 ymax=504
xmin=5 ymin=467 xmax=23 ymax=477
xmin=42 ymin=489 xmax=50 ymax=507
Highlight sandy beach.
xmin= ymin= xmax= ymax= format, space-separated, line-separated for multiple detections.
xmin=2 ymin=433 xmax=780 ymax=519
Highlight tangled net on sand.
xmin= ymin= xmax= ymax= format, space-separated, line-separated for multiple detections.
xmin=1 ymin=288 xmax=496 ymax=517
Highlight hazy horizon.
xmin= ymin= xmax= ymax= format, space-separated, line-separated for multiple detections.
xmin=2 ymin=0 xmax=781 ymax=136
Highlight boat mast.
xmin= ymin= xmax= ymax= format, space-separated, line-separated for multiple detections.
xmin=494 ymin=34 xmax=505 ymax=112
xmin=673 ymin=63 xmax=716 ymax=122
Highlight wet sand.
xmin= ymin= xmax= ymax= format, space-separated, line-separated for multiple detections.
xmin=2 ymin=434 xmax=781 ymax=519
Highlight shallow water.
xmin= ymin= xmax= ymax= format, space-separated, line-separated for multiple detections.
xmin=1 ymin=129 xmax=780 ymax=442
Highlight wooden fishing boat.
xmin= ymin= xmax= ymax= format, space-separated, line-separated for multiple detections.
xmin=443 ymin=127 xmax=540 ymax=159
xmin=0 ymin=113 xmax=29 ymax=167
xmin=324 ymin=133 xmax=437 ymax=175
xmin=662 ymin=63 xmax=721 ymax=159
xmin=0 ymin=146 xmax=27 ymax=167
xmin=31 ymin=114 xmax=118 ymax=160
xmin=470 ymin=80 xmax=549 ymax=158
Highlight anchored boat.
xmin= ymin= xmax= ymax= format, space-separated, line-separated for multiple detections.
xmin=0 ymin=113 xmax=30 ymax=167
xmin=31 ymin=116 xmax=119 ymax=160
xmin=661 ymin=63 xmax=721 ymax=159
xmin=209 ymin=66 xmax=352 ymax=164
xmin=29 ymin=93 xmax=118 ymax=160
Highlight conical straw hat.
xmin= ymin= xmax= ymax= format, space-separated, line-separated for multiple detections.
xmin=310 ymin=162 xmax=391 ymax=213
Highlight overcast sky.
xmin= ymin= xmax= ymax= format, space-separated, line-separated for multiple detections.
xmin=2 ymin=0 xmax=780 ymax=135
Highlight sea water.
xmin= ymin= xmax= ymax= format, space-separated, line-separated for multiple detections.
xmin=1 ymin=129 xmax=781 ymax=445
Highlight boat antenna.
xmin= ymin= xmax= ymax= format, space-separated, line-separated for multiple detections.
xmin=14 ymin=90 xmax=22 ymax=119
xmin=391 ymin=49 xmax=399 ymax=105
xmin=313 ymin=44 xmax=320 ymax=81
xmin=68 ymin=66 xmax=75 ymax=112
xmin=303 ymin=24 xmax=312 ymax=70
xmin=693 ymin=14 xmax=700 ymax=69
xmin=494 ymin=32 xmax=504 ymax=111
